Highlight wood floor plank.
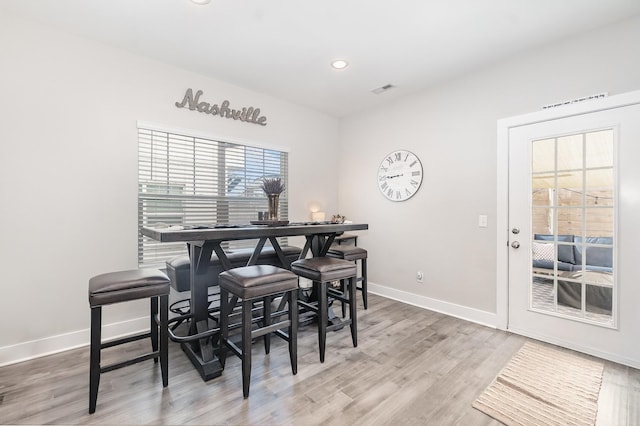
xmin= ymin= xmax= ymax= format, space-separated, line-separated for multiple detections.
xmin=0 ymin=293 xmax=636 ymax=425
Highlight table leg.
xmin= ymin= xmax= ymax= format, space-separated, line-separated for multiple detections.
xmin=247 ymin=238 xmax=267 ymax=265
xmin=181 ymin=242 xmax=223 ymax=381
xmin=268 ymin=237 xmax=290 ymax=268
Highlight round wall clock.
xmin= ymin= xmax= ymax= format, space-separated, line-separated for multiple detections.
xmin=377 ymin=149 xmax=423 ymax=202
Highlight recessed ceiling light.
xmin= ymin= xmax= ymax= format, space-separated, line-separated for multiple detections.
xmin=191 ymin=0 xmax=211 ymax=4
xmin=331 ymin=59 xmax=349 ymax=70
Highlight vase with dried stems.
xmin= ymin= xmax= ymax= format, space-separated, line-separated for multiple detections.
xmin=260 ymin=177 xmax=285 ymax=221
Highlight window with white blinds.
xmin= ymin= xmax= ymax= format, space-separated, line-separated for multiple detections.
xmin=138 ymin=126 xmax=289 ymax=268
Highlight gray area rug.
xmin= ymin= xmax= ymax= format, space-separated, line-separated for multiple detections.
xmin=473 ymin=341 xmax=604 ymax=425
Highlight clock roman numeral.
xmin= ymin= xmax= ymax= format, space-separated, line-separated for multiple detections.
xmin=412 ymin=170 xmax=421 ymax=176
xmin=410 ymin=179 xmax=420 ymax=187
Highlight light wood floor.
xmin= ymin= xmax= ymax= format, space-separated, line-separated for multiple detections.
xmin=1 ymin=294 xmax=638 ymax=425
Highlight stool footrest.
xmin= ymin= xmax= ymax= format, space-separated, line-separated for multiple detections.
xmin=170 ymin=297 xmax=221 ymax=315
xmin=101 ymin=332 xmax=151 ymax=349
xmin=101 ymin=351 xmax=159 ymax=373
xmin=225 ymin=339 xmax=243 ymax=359
xmin=273 ymin=329 xmax=290 ymax=342
xmin=327 ymin=288 xmax=349 ymax=303
xmin=298 ymin=295 xmax=347 ymax=313
xmin=327 ymin=318 xmax=352 ymax=333
xmin=225 ymin=311 xmax=292 ymax=338
xmin=251 ymin=320 xmax=291 ymax=339
xmin=167 ymin=316 xmax=220 ymax=344
xmin=298 ymin=300 xmax=318 ymax=313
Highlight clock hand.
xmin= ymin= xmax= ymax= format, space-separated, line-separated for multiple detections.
xmin=386 ymin=173 xmax=403 ymax=179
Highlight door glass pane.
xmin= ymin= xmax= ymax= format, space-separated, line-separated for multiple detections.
xmin=557 ymin=171 xmax=582 ymax=204
xmin=586 ymin=283 xmax=613 ymax=317
xmin=531 ymin=276 xmax=554 ymax=311
xmin=557 ymin=278 xmax=581 ymax=312
xmin=532 ymin=207 xmax=551 ymax=233
xmin=585 ymin=207 xmax=614 ymax=236
xmin=530 ymin=129 xmax=615 ymax=327
xmin=585 ymin=169 xmax=614 ymax=206
xmin=532 ymin=138 xmax=555 ymax=173
xmin=586 ymin=130 xmax=614 ymax=168
xmin=557 ymin=207 xmax=582 ymax=236
xmin=557 ymin=134 xmax=583 ymax=170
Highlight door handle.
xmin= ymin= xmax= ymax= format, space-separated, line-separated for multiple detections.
xmin=512 ymin=228 xmax=520 ymax=234
xmin=511 ymin=241 xmax=520 ymax=249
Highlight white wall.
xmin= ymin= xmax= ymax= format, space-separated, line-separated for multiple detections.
xmin=338 ymin=15 xmax=640 ymax=325
xmin=0 ymin=12 xmax=340 ymax=365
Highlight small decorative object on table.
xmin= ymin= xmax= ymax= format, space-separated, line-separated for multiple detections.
xmin=260 ymin=177 xmax=285 ymax=221
xmin=332 ymin=214 xmax=346 ymax=223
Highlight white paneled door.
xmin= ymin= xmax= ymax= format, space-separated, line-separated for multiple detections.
xmin=502 ymin=95 xmax=640 ymax=367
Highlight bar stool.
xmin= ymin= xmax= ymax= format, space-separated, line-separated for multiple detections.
xmin=291 ymin=257 xmax=357 ymax=363
xmin=327 ymin=246 xmax=368 ymax=310
xmin=88 ymin=269 xmax=170 ymax=414
xmin=333 ymin=233 xmax=358 ymax=246
xmin=218 ymin=265 xmax=299 ymax=398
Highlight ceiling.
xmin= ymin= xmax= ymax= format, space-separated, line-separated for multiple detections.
xmin=3 ymin=0 xmax=640 ymax=118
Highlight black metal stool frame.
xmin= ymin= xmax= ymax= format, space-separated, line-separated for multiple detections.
xmin=219 ymin=287 xmax=298 ymax=398
xmin=340 ymin=256 xmax=367 ymax=314
xmin=298 ymin=275 xmax=357 ymax=362
xmin=89 ymin=294 xmax=168 ymax=414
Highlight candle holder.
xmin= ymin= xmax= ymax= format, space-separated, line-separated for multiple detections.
xmin=267 ymin=194 xmax=280 ymax=221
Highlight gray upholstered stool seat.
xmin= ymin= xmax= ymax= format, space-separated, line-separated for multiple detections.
xmin=89 ymin=269 xmax=171 ymax=306
xmin=291 ymin=257 xmax=357 ymax=282
xmin=333 ymin=233 xmax=358 ymax=246
xmin=88 ymin=269 xmax=170 ymax=414
xmin=291 ymin=257 xmax=358 ymax=363
xmin=219 ymin=265 xmax=299 ymax=299
xmin=327 ymin=246 xmax=367 ymax=262
xmin=327 ymin=246 xmax=368 ymax=310
xmin=219 ymin=265 xmax=299 ymax=398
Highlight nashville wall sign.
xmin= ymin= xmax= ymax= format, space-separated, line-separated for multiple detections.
xmin=175 ymin=88 xmax=268 ymax=126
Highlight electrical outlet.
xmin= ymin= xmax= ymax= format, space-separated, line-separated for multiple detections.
xmin=416 ymin=270 xmax=424 ymax=283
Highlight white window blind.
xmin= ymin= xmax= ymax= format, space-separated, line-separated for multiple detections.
xmin=138 ymin=126 xmax=289 ymax=268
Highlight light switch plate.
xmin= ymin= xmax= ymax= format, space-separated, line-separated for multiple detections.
xmin=478 ymin=214 xmax=488 ymax=228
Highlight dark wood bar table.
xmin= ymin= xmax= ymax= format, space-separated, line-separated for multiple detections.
xmin=141 ymin=222 xmax=368 ymax=381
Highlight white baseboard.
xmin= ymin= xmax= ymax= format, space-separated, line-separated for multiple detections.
xmin=368 ymin=282 xmax=499 ymax=329
xmin=0 ymin=316 xmax=149 ymax=367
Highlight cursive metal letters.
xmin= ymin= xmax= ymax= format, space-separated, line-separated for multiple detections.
xmin=175 ymin=88 xmax=267 ymax=126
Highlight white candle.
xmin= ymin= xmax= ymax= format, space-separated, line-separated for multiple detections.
xmin=311 ymin=211 xmax=326 ymax=221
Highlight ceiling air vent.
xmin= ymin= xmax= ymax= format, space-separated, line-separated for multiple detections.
xmin=371 ymin=84 xmax=395 ymax=95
